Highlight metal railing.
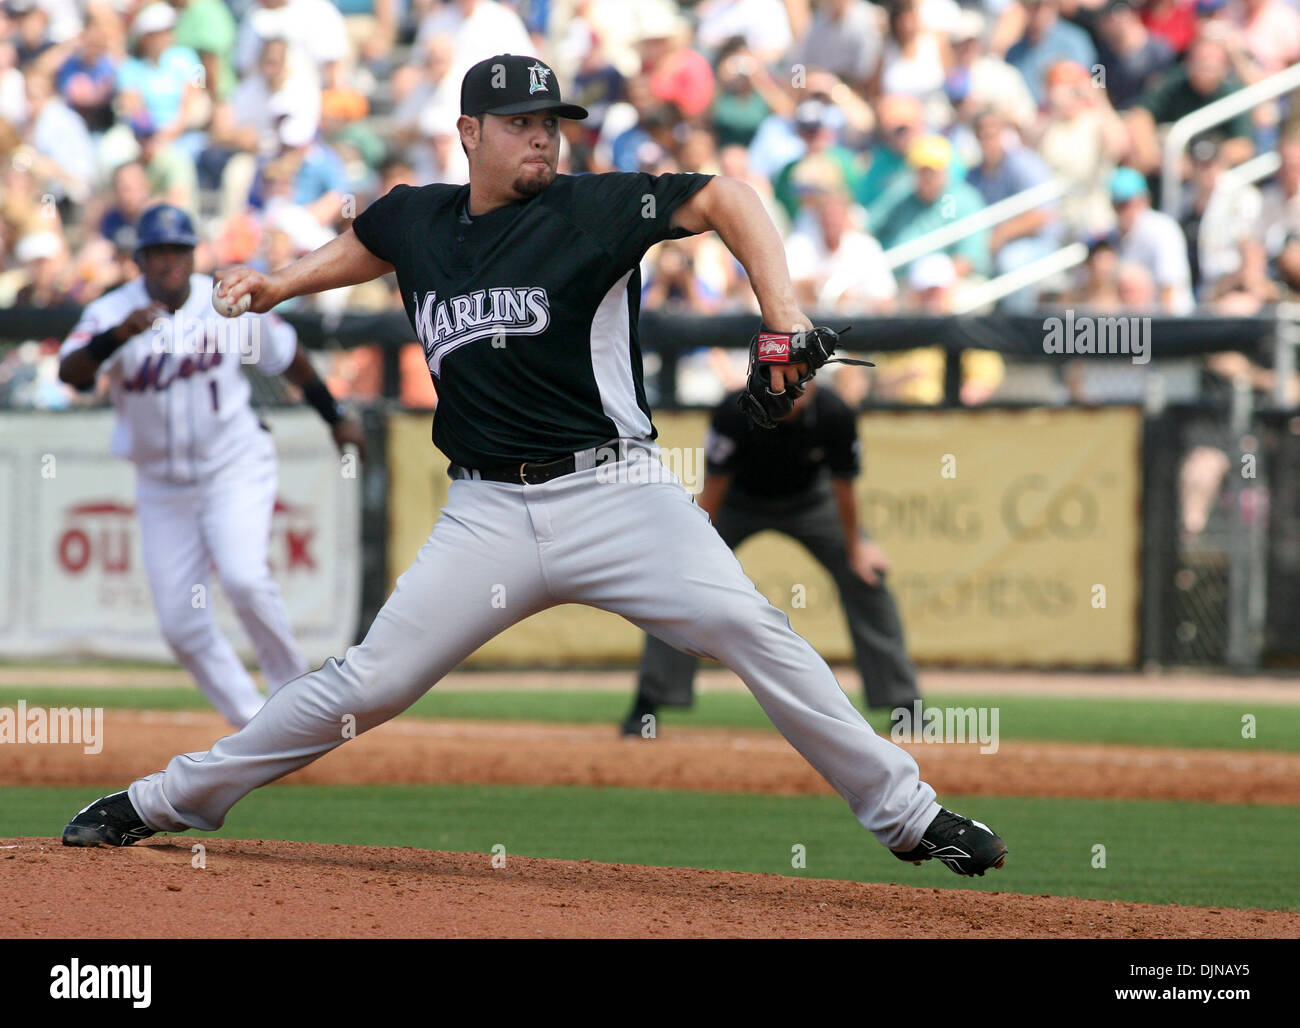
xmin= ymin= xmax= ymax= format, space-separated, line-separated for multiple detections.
xmin=1161 ymin=61 xmax=1300 ymax=218
xmin=1196 ymin=150 xmax=1281 ymax=293
xmin=953 ymin=242 xmax=1088 ymax=314
xmin=879 ymin=177 xmax=1071 ymax=271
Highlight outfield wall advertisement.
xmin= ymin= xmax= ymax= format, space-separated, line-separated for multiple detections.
xmin=386 ymin=406 xmax=1142 ymax=668
xmin=0 ymin=410 xmax=361 ymax=665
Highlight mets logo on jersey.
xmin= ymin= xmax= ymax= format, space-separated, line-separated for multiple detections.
xmin=413 ymin=287 xmax=552 ymax=374
xmin=527 ymin=62 xmax=551 ymax=94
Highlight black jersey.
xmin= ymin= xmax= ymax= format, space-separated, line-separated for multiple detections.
xmin=705 ymin=387 xmax=861 ymax=499
xmin=351 ymin=171 xmax=713 ymax=467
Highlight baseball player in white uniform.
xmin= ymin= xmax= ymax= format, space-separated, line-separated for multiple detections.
xmin=57 ymin=204 xmax=366 ymax=728
xmin=62 ymin=61 xmax=1007 ymax=878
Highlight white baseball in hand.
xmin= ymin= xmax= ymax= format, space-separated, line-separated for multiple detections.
xmin=212 ymin=280 xmax=251 ymax=318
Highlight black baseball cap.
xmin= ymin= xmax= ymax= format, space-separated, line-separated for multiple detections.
xmin=460 ymin=54 xmax=588 ymax=120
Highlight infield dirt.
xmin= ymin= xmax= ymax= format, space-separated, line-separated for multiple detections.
xmin=5 ymin=837 xmax=1298 ymax=938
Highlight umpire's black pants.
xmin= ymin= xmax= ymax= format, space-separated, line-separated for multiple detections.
xmin=638 ymin=486 xmax=920 ymax=710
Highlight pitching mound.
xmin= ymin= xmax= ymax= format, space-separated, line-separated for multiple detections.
xmin=5 ymin=837 xmax=1297 ymax=939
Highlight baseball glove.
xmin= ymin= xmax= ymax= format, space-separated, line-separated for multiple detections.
xmin=737 ymin=324 xmax=873 ymax=429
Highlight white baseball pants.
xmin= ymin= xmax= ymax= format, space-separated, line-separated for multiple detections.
xmin=135 ymin=431 xmax=307 ymax=727
xmin=130 ymin=440 xmax=940 ymax=851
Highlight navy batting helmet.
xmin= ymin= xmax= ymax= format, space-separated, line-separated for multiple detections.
xmin=134 ymin=204 xmax=198 ymax=254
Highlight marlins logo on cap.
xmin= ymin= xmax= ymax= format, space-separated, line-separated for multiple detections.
xmin=527 ymin=61 xmax=551 ymax=95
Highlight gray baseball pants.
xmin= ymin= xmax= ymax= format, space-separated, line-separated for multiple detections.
xmin=639 ymin=484 xmax=920 ymax=710
xmin=130 ymin=439 xmax=940 ymax=851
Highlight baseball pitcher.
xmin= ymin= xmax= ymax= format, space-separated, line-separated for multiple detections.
xmin=62 ymin=58 xmax=1006 ymax=877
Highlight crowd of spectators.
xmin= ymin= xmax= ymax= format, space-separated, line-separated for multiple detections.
xmin=2 ymin=0 xmax=1299 ymax=410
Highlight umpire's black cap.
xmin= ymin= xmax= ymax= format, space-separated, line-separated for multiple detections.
xmin=460 ymin=54 xmax=589 ymax=120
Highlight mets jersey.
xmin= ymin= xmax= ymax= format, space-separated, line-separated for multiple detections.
xmin=61 ymin=274 xmax=298 ymax=482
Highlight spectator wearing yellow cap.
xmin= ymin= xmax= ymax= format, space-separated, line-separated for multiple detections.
xmin=856 ymin=93 xmax=969 ymax=232
xmin=870 ymin=133 xmax=991 ymax=279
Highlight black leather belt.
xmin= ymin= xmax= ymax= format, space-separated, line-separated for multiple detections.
xmin=451 ymin=442 xmax=622 ymax=485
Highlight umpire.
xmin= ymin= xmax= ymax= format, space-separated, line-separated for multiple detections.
xmin=623 ymin=378 xmax=921 ymax=735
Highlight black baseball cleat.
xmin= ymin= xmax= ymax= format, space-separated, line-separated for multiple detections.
xmin=619 ymin=697 xmax=659 ymax=738
xmin=892 ymin=808 xmax=1007 ymax=877
xmin=62 ymin=791 xmax=156 ymax=847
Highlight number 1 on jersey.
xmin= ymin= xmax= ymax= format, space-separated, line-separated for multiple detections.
xmin=209 ymin=379 xmax=219 ymax=413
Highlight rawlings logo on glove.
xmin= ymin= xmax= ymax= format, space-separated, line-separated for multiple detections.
xmin=756 ymin=333 xmax=792 ymax=360
xmin=738 ymin=324 xmax=872 ymax=429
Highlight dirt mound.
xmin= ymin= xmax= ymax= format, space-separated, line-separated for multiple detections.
xmin=5 ymin=711 xmax=1298 ymax=805
xmin=5 ymin=837 xmax=1295 ymax=939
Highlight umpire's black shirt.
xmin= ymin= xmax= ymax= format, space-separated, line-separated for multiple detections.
xmin=351 ymin=171 xmax=712 ymax=468
xmin=706 ymin=387 xmax=861 ymax=499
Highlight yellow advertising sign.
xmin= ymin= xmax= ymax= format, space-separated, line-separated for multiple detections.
xmin=386 ymin=406 xmax=1141 ymax=667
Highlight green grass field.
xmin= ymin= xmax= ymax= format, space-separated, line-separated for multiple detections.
xmin=4 ymin=784 xmax=1295 ymax=910
xmin=1 ymin=686 xmax=1295 ymax=751
xmin=3 ymin=679 xmax=1297 ymax=912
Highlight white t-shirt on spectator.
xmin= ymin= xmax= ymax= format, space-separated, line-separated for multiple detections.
xmin=229 ymin=73 xmax=321 ymax=155
xmin=917 ymin=0 xmax=961 ymax=34
xmin=32 ymin=98 xmax=96 ymax=203
xmin=786 ymin=225 xmax=897 ymax=310
xmin=43 ymin=0 xmax=83 ymax=43
xmin=1257 ymin=181 xmax=1300 ymax=258
xmin=393 ymin=77 xmax=452 ymax=135
xmin=695 ymin=0 xmax=793 ymax=58
xmin=1118 ymin=207 xmax=1194 ymax=314
xmin=416 ymin=0 xmax=534 ymax=83
xmin=880 ymin=31 xmax=946 ymax=99
xmin=235 ymin=0 xmax=349 ymax=75
xmin=413 ymin=98 xmax=470 ymax=184
xmin=1 ymin=66 xmax=28 ymax=126
xmin=1198 ymin=181 xmax=1263 ymax=286
xmin=263 ymin=196 xmax=335 ymax=255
